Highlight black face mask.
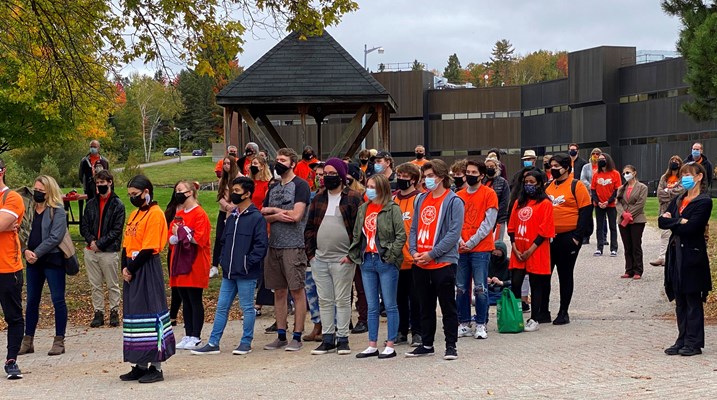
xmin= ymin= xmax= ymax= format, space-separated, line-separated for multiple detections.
xmin=130 ymin=194 xmax=146 ymax=208
xmin=250 ymin=166 xmax=260 ymax=176
xmin=466 ymin=175 xmax=480 ymax=186
xmin=670 ymin=162 xmax=680 ymax=171
xmin=174 ymin=192 xmax=189 ymax=205
xmin=397 ymin=178 xmax=412 ymax=191
xmin=486 ymin=168 xmax=496 ymax=177
xmin=360 ymin=159 xmax=369 ymax=165
xmin=33 ymin=191 xmax=46 ymax=203
xmin=415 ymin=153 xmax=425 ymax=160
xmin=550 ymin=168 xmax=563 ymax=180
xmin=244 ymin=150 xmax=253 ymax=157
xmin=230 ymin=192 xmax=246 ymax=205
xmin=96 ymin=185 xmax=110 ymax=195
xmin=490 ymin=254 xmax=503 ymax=265
xmin=569 ymin=150 xmax=578 ymax=157
xmin=598 ymin=160 xmax=607 ymax=169
xmin=324 ymin=175 xmax=342 ymax=190
xmin=274 ymin=162 xmax=290 ymax=176
xmin=454 ymin=177 xmax=465 ymax=187
xmin=544 ymin=163 xmax=551 ymax=171
xmin=228 ymin=153 xmax=237 ymax=158
xmin=302 ymin=153 xmax=313 ymax=161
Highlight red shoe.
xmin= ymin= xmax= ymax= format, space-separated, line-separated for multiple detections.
xmin=633 ymin=275 xmax=642 ymax=280
xmin=620 ymin=274 xmax=632 ymax=279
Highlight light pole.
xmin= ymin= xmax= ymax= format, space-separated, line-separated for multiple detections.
xmin=484 ymin=74 xmax=489 ymax=87
xmin=362 ymin=44 xmax=384 ymax=150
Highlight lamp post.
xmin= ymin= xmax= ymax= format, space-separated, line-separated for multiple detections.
xmin=362 ymin=44 xmax=384 ymax=150
xmin=484 ymin=74 xmax=489 ymax=87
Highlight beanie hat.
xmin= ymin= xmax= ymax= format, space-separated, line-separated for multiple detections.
xmin=324 ymin=157 xmax=347 ymax=182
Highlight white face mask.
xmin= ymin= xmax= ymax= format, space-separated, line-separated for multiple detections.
xmin=623 ymin=173 xmax=634 ymax=182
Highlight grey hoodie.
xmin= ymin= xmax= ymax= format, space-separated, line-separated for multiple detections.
xmin=409 ymin=190 xmax=464 ymax=265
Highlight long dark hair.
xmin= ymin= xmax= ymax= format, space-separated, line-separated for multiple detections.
xmin=597 ymin=153 xmax=616 ymax=173
xmin=662 ymin=155 xmax=683 ymax=180
xmin=517 ymin=170 xmax=548 ymax=208
xmin=164 ymin=181 xmax=182 ymax=226
xmin=217 ymin=156 xmax=238 ymax=201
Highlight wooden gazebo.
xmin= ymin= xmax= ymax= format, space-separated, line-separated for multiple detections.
xmin=216 ymin=31 xmax=396 ymax=158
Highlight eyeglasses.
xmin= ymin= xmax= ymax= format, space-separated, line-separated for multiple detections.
xmin=325 ymin=172 xmax=339 ymax=177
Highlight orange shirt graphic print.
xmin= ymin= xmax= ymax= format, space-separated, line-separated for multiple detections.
xmin=418 ymin=204 xmax=437 ymax=247
xmin=517 ymin=206 xmax=533 ymax=237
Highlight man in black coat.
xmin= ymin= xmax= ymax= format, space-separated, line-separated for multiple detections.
xmin=569 ymin=143 xmax=587 ymax=180
xmin=80 ymin=170 xmax=125 ymax=328
xmin=78 ymin=140 xmax=109 ymax=200
xmin=684 ymin=142 xmax=713 ymax=189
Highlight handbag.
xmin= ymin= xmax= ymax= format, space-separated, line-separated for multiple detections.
xmin=496 ymin=288 xmax=524 ymax=333
xmin=49 ymin=207 xmax=80 ymax=275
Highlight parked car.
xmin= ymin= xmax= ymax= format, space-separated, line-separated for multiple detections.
xmin=192 ymin=149 xmax=206 ymax=156
xmin=164 ymin=147 xmax=181 ymax=156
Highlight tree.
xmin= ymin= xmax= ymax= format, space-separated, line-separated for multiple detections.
xmin=411 ymin=59 xmax=426 ymax=71
xmin=463 ymin=62 xmax=488 ymax=87
xmin=510 ymin=50 xmax=568 ymax=85
xmin=488 ymin=39 xmax=515 ymax=86
xmin=176 ymin=69 xmax=224 ymax=149
xmin=662 ymin=1 xmax=717 ymax=121
xmin=443 ymin=54 xmax=463 ymax=83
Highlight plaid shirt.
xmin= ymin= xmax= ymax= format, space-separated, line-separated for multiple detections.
xmin=305 ymin=187 xmax=363 ymax=260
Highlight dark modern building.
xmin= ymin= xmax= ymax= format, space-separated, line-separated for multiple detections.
xmin=220 ymin=37 xmax=717 ymax=192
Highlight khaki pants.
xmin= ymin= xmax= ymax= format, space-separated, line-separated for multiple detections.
xmin=84 ymin=248 xmax=121 ymax=312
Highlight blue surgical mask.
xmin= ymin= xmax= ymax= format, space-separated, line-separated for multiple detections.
xmin=425 ymin=177 xmax=438 ymax=190
xmin=692 ymin=149 xmax=701 ymax=159
xmin=523 ymin=184 xmax=537 ymax=196
xmin=523 ymin=160 xmax=533 ymax=168
xmin=374 ymin=163 xmax=384 ymax=174
xmin=681 ymin=175 xmax=696 ymax=190
xmin=366 ymin=188 xmax=377 ymax=200
xmin=90 ymin=147 xmax=98 ymax=155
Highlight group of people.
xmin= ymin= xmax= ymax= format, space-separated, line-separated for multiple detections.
xmin=0 ymin=139 xmax=712 ymax=382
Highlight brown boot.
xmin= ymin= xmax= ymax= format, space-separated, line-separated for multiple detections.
xmin=48 ymin=336 xmax=65 ymax=356
xmin=18 ymin=335 xmax=34 ymax=355
xmin=302 ymin=323 xmax=323 ymax=342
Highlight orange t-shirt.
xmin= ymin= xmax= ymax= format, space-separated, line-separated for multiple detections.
xmin=507 ymin=198 xmax=555 ymax=275
xmin=394 ymin=191 xmax=420 ymax=270
xmin=415 ymin=190 xmax=451 ymax=269
xmin=679 ymin=198 xmax=690 ymax=214
xmin=123 ymin=204 xmax=168 ymax=257
xmin=363 ymin=202 xmax=382 ymax=253
xmin=410 ymin=159 xmax=427 ymax=167
xmin=591 ymin=170 xmax=621 ymax=207
xmin=457 ymin=185 xmax=498 ymax=253
xmin=0 ymin=188 xmax=25 ymax=273
xmin=252 ymin=180 xmax=269 ymax=210
xmin=168 ymin=205 xmax=212 ymax=289
xmin=666 ymin=175 xmax=679 ymax=189
xmin=546 ymin=179 xmax=591 ymax=234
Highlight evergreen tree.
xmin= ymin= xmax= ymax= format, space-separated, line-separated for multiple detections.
xmin=489 ymin=39 xmax=515 ymax=86
xmin=411 ymin=59 xmax=425 ymax=71
xmin=443 ymin=53 xmax=463 ymax=83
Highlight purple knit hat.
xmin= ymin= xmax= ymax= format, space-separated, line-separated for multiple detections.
xmin=324 ymin=157 xmax=348 ymax=182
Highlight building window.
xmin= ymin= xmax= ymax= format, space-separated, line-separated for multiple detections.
xmin=441 ymin=114 xmax=455 ymax=120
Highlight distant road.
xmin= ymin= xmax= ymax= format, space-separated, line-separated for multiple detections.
xmin=113 ymin=155 xmax=204 ymax=172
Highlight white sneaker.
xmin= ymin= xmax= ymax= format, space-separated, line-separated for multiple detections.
xmin=184 ymin=337 xmax=203 ymax=350
xmin=474 ymin=324 xmax=488 ymax=339
xmin=524 ymin=319 xmax=539 ymax=332
xmin=457 ymin=323 xmax=473 ymax=338
xmin=209 ymin=266 xmax=219 ymax=278
xmin=175 ymin=336 xmax=191 ymax=349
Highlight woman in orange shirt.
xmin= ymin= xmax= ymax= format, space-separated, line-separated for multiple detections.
xmin=249 ymin=154 xmax=272 ymax=210
xmin=590 ymin=153 xmax=621 ymax=257
xmin=169 ymin=181 xmax=212 ymax=351
xmin=651 ymin=156 xmax=684 ymax=266
xmin=507 ymin=170 xmax=555 ymax=332
xmin=120 ymin=175 xmax=174 ymax=384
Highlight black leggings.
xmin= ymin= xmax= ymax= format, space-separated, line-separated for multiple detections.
xmin=511 ymin=269 xmax=551 ymax=323
xmin=397 ymin=269 xmax=421 ymax=337
xmin=178 ymin=287 xmax=204 ymax=338
xmin=550 ymin=232 xmax=582 ymax=314
xmin=167 ymin=249 xmax=182 ymax=320
xmin=212 ymin=210 xmax=227 ymax=267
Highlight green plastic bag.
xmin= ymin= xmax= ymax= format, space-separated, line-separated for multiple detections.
xmin=497 ymin=288 xmax=524 ymax=333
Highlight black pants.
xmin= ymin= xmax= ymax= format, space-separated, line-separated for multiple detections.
xmin=255 ymin=278 xmax=274 ymax=306
xmin=212 ymin=210 xmax=227 ymax=267
xmin=595 ymin=207 xmax=618 ymax=252
xmin=551 ymin=232 xmax=582 ymax=314
xmin=511 ymin=269 xmax=551 ymax=323
xmin=674 ymin=292 xmax=705 ymax=349
xmin=0 ymin=271 xmax=24 ymax=361
xmin=397 ymin=269 xmax=422 ymax=337
xmin=412 ymin=264 xmax=458 ymax=348
xmin=619 ymin=223 xmax=645 ymax=276
xmin=178 ymin=287 xmax=204 ymax=338
xmin=167 ymin=250 xmax=182 ymax=320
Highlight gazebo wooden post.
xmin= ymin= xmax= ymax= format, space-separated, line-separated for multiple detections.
xmin=381 ymin=104 xmax=391 ymax=151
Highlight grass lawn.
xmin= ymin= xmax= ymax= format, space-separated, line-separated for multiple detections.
xmin=137 ymin=156 xmax=218 ymax=187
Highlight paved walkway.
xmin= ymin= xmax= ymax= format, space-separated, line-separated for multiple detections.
xmin=3 ymin=223 xmax=717 ymax=398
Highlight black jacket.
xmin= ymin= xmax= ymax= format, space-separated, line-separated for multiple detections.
xmin=684 ymin=153 xmax=713 ymax=188
xmin=572 ymin=156 xmax=588 ymax=180
xmin=80 ymin=192 xmax=126 ymax=252
xmin=658 ymin=193 xmax=712 ymax=301
xmin=78 ymin=154 xmax=109 ymax=197
xmin=484 ymin=175 xmax=511 ymax=224
xmin=219 ymin=204 xmax=268 ymax=280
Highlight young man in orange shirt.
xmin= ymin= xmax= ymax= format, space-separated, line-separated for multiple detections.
xmin=0 ymin=158 xmax=26 ymax=379
xmin=410 ymin=145 xmax=428 ymax=167
xmin=407 ymin=160 xmax=464 ymax=360
xmin=455 ymin=160 xmax=499 ymax=340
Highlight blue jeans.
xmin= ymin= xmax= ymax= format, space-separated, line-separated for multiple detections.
xmin=25 ymin=263 xmax=67 ymax=337
xmin=456 ymin=252 xmax=490 ymax=325
xmin=305 ymin=270 xmax=321 ymax=324
xmin=361 ymin=253 xmax=399 ymax=343
xmin=209 ymin=278 xmax=257 ymax=347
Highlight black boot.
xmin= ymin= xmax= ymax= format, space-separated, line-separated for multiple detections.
xmin=90 ymin=310 xmax=104 ymax=328
xmin=109 ymin=310 xmax=120 ymax=327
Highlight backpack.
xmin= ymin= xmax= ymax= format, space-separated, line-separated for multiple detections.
xmin=2 ymin=187 xmax=34 ymax=247
xmin=569 ymin=179 xmax=594 ymax=239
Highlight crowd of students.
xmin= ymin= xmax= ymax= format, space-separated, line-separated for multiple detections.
xmin=0 ymin=140 xmax=712 ymax=381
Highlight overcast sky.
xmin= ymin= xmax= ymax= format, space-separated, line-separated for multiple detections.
xmin=233 ymin=0 xmax=682 ymax=73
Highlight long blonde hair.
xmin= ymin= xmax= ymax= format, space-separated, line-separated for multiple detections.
xmin=252 ymin=154 xmax=273 ymax=182
xmin=34 ymin=175 xmax=63 ymax=208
